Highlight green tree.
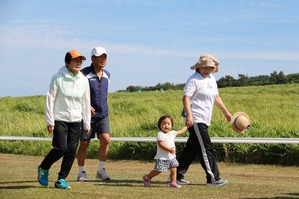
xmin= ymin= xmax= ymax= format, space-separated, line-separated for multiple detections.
xmin=249 ymin=75 xmax=270 ymax=85
xmin=217 ymin=75 xmax=236 ymax=88
xmin=126 ymin=85 xmax=142 ymax=92
xmin=286 ymin=73 xmax=299 ymax=83
xmin=237 ymin=74 xmax=250 ymax=86
xmin=270 ymin=70 xmax=287 ymax=84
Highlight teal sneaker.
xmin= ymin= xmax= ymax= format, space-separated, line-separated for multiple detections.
xmin=55 ymin=179 xmax=71 ymax=189
xmin=37 ymin=165 xmax=49 ymax=186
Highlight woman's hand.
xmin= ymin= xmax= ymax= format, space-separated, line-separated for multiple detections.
xmin=47 ymin=125 xmax=54 ymax=134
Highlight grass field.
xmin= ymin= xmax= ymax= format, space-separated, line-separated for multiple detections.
xmin=0 ymin=153 xmax=298 ymax=199
xmin=1 ymin=84 xmax=299 ymax=138
xmin=1 ymin=84 xmax=299 ymax=165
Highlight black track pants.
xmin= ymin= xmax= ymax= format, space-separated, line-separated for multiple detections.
xmin=40 ymin=121 xmax=82 ymax=180
xmin=177 ymin=123 xmax=220 ymax=183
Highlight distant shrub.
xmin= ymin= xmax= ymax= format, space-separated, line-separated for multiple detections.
xmin=15 ymin=103 xmax=37 ymax=112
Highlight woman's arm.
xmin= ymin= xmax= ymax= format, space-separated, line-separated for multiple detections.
xmin=214 ymin=95 xmax=232 ymax=122
xmin=182 ymin=95 xmax=193 ymax=128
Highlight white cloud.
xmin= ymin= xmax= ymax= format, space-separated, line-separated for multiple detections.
xmin=1 ymin=22 xmax=298 ymax=62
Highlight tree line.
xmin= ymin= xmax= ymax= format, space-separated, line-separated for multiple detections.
xmin=118 ymin=71 xmax=299 ymax=92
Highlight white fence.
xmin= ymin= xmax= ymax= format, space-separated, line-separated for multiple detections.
xmin=0 ymin=136 xmax=299 ymax=144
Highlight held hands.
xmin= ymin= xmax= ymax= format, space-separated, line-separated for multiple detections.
xmin=185 ymin=115 xmax=193 ymax=128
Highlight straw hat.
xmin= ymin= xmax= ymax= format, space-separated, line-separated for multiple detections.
xmin=190 ymin=54 xmax=220 ymax=73
xmin=230 ymin=112 xmax=250 ymax=134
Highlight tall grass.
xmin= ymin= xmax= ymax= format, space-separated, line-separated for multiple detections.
xmin=0 ymin=96 xmax=47 ymax=137
xmin=0 ymin=84 xmax=298 ymax=165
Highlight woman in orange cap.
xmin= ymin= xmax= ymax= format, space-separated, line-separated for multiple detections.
xmin=37 ymin=50 xmax=91 ymax=189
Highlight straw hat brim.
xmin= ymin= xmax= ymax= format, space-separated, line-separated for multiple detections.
xmin=190 ymin=54 xmax=220 ymax=73
xmin=230 ymin=112 xmax=250 ymax=133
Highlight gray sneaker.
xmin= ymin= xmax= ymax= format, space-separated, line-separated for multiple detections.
xmin=96 ymin=168 xmax=110 ymax=180
xmin=206 ymin=179 xmax=228 ymax=186
xmin=77 ymin=171 xmax=88 ymax=182
xmin=176 ymin=178 xmax=190 ymax=185
xmin=167 ymin=177 xmax=190 ymax=184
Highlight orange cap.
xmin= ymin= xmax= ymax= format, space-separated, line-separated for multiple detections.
xmin=65 ymin=50 xmax=86 ymax=63
xmin=68 ymin=50 xmax=86 ymax=60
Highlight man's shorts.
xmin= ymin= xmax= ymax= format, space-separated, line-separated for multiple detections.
xmin=153 ymin=158 xmax=179 ymax=172
xmin=81 ymin=117 xmax=110 ymax=140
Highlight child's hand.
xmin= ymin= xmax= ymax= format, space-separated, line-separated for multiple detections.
xmin=169 ymin=147 xmax=176 ymax=155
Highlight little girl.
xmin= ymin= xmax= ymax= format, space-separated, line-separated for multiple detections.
xmin=143 ymin=115 xmax=187 ymax=188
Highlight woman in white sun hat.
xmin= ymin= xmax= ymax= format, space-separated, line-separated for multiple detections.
xmin=176 ymin=54 xmax=232 ymax=186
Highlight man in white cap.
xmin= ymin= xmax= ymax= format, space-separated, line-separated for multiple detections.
xmin=176 ymin=54 xmax=232 ymax=186
xmin=76 ymin=47 xmax=111 ymax=181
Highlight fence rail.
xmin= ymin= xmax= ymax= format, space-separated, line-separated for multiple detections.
xmin=0 ymin=136 xmax=298 ymax=144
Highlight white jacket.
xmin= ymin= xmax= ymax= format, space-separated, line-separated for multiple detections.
xmin=45 ymin=66 xmax=91 ymax=130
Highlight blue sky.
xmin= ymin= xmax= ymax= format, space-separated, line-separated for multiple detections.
xmin=0 ymin=0 xmax=298 ymax=97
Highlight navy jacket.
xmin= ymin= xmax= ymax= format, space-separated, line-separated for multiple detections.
xmin=81 ymin=64 xmax=110 ymax=118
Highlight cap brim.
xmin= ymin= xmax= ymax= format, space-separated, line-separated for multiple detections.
xmin=92 ymin=53 xmax=108 ymax=57
xmin=73 ymin=55 xmax=86 ymax=60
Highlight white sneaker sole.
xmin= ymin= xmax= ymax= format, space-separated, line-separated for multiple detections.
xmin=77 ymin=177 xmax=88 ymax=182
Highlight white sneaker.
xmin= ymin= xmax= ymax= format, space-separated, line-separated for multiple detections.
xmin=96 ymin=168 xmax=110 ymax=180
xmin=77 ymin=171 xmax=88 ymax=182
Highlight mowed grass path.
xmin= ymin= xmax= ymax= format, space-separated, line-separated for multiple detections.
xmin=0 ymin=153 xmax=298 ymax=199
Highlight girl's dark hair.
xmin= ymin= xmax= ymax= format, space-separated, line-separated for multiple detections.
xmin=157 ymin=115 xmax=173 ymax=130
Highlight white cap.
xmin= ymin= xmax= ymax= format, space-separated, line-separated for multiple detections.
xmin=91 ymin=47 xmax=108 ymax=57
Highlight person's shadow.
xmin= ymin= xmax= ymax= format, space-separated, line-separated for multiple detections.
xmin=242 ymin=192 xmax=299 ymax=199
xmin=0 ymin=180 xmax=37 ymax=189
xmin=84 ymin=179 xmax=206 ymax=187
